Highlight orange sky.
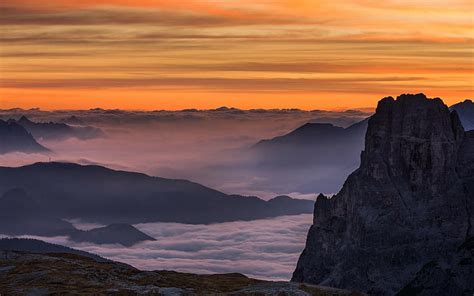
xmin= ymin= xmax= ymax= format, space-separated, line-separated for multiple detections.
xmin=0 ymin=0 xmax=473 ymax=110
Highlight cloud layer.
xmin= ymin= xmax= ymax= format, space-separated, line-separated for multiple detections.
xmin=10 ymin=214 xmax=313 ymax=281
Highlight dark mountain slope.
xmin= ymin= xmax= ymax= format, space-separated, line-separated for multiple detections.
xmin=0 ymin=188 xmax=74 ymax=236
xmin=0 ymin=162 xmax=313 ymax=225
xmin=292 ymin=94 xmax=474 ymax=295
xmin=0 ymin=238 xmax=110 ymax=262
xmin=0 ymin=188 xmax=156 ymax=246
xmin=0 ymin=119 xmax=49 ymax=154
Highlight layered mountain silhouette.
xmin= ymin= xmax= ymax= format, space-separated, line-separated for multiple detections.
xmin=11 ymin=116 xmax=104 ymax=141
xmin=0 ymin=119 xmax=49 ymax=154
xmin=451 ymin=99 xmax=474 ymax=130
xmin=249 ymin=118 xmax=368 ymax=193
xmin=292 ymin=94 xmax=474 ymax=295
xmin=0 ymin=162 xmax=314 ymax=227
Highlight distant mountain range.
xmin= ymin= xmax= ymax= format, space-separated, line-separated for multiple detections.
xmin=10 ymin=116 xmax=104 ymax=141
xmin=0 ymin=116 xmax=105 ymax=154
xmin=451 ymin=99 xmax=474 ymax=130
xmin=0 ymin=119 xmax=49 ymax=154
xmin=0 ymin=162 xmax=314 ymax=230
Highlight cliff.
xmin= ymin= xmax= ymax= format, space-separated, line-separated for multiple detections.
xmin=292 ymin=94 xmax=474 ymax=295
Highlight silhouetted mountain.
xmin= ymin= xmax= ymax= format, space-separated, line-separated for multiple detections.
xmin=451 ymin=99 xmax=474 ymax=130
xmin=69 ymin=223 xmax=155 ymax=247
xmin=254 ymin=118 xmax=368 ymax=166
xmin=293 ymin=94 xmax=474 ymax=295
xmin=12 ymin=116 xmax=104 ymax=140
xmin=0 ymin=162 xmax=314 ymax=225
xmin=0 ymin=119 xmax=49 ymax=154
xmin=248 ymin=118 xmax=368 ymax=193
xmin=0 ymin=238 xmax=110 ymax=262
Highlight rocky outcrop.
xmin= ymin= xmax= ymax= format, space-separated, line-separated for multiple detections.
xmin=292 ymin=94 xmax=474 ymax=295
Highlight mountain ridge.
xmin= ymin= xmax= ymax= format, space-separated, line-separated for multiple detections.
xmin=10 ymin=115 xmax=104 ymax=141
xmin=0 ymin=162 xmax=314 ymax=226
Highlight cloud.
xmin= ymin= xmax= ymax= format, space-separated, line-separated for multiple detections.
xmin=0 ymin=4 xmax=317 ymax=27
xmin=0 ymin=77 xmax=428 ymax=94
xmin=10 ymin=214 xmax=313 ymax=281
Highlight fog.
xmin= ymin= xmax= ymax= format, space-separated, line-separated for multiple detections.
xmin=0 ymin=108 xmax=370 ymax=199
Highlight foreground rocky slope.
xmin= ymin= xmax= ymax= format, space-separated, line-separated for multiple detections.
xmin=0 ymin=250 xmax=362 ymax=295
xmin=292 ymin=94 xmax=474 ymax=295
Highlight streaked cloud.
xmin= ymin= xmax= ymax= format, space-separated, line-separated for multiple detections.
xmin=0 ymin=0 xmax=472 ymax=109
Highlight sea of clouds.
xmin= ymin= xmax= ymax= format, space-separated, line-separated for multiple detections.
xmin=11 ymin=214 xmax=313 ymax=281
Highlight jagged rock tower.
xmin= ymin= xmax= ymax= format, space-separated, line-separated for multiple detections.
xmin=292 ymin=94 xmax=474 ymax=295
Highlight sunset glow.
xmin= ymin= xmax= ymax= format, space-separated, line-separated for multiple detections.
xmin=1 ymin=0 xmax=473 ymax=110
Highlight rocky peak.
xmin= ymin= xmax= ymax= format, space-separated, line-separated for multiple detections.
xmin=361 ymin=93 xmax=464 ymax=193
xmin=292 ymin=94 xmax=474 ymax=295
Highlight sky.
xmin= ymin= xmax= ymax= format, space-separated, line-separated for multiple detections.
xmin=0 ymin=0 xmax=473 ymax=110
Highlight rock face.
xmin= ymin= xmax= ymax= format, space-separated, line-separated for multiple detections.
xmin=292 ymin=94 xmax=474 ymax=295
